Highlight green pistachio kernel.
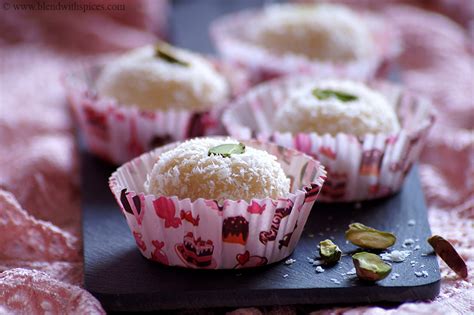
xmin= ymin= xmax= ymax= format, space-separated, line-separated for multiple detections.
xmin=312 ymin=88 xmax=358 ymax=102
xmin=208 ymin=143 xmax=246 ymax=158
xmin=154 ymin=43 xmax=189 ymax=67
xmin=319 ymin=239 xmax=342 ymax=265
xmin=352 ymin=252 xmax=392 ymax=281
xmin=428 ymin=235 xmax=468 ymax=279
xmin=345 ymin=223 xmax=396 ymax=250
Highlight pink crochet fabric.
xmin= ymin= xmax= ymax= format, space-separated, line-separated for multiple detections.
xmin=0 ymin=0 xmax=167 ymax=313
xmin=0 ymin=1 xmax=471 ymax=314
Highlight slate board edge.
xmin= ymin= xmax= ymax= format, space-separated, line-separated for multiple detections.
xmin=91 ymin=281 xmax=441 ymax=312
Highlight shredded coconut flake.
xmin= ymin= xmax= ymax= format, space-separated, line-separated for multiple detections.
xmin=403 ymin=238 xmax=416 ymax=248
xmin=381 ymin=250 xmax=411 ymax=262
xmin=315 ymin=266 xmax=325 ymax=273
xmin=415 ymin=271 xmax=429 ymax=278
xmin=285 ymin=258 xmax=296 ymax=265
xmin=330 ymin=278 xmax=341 ymax=284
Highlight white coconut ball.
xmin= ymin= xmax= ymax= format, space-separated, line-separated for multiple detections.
xmin=96 ymin=44 xmax=229 ymax=111
xmin=145 ymin=138 xmax=290 ymax=202
xmin=247 ymin=3 xmax=375 ymax=62
xmin=274 ymin=80 xmax=400 ymax=137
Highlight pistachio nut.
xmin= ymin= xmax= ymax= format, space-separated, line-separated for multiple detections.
xmin=208 ymin=143 xmax=246 ymax=158
xmin=154 ymin=42 xmax=189 ymax=67
xmin=352 ymin=252 xmax=392 ymax=281
xmin=345 ymin=223 xmax=396 ymax=250
xmin=312 ymin=88 xmax=358 ymax=102
xmin=319 ymin=239 xmax=342 ymax=265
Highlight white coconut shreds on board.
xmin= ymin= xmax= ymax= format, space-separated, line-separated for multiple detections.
xmin=330 ymin=278 xmax=341 ymax=284
xmin=273 ymin=80 xmax=401 ymax=137
xmin=403 ymin=238 xmax=416 ymax=247
xmin=96 ymin=44 xmax=229 ymax=111
xmin=285 ymin=258 xmax=296 ymax=265
xmin=380 ymin=250 xmax=412 ymax=262
xmin=315 ymin=266 xmax=325 ymax=273
xmin=145 ymin=138 xmax=290 ymax=203
xmin=415 ymin=271 xmax=429 ymax=278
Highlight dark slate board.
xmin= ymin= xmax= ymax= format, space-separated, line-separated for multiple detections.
xmin=82 ymin=152 xmax=440 ymax=312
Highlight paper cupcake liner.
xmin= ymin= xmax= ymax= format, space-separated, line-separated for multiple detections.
xmin=109 ymin=138 xmax=326 ymax=269
xmin=210 ymin=8 xmax=401 ymax=84
xmin=222 ymin=76 xmax=435 ymax=202
xmin=64 ymin=59 xmax=250 ymax=165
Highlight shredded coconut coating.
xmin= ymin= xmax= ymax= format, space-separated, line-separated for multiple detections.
xmin=274 ymin=80 xmax=401 ymax=137
xmin=96 ymin=45 xmax=229 ymax=111
xmin=145 ymin=138 xmax=290 ymax=202
xmin=247 ymin=3 xmax=375 ymax=62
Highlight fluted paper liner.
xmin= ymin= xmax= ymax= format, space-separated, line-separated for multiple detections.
xmin=210 ymin=8 xmax=401 ymax=83
xmin=109 ymin=138 xmax=326 ymax=269
xmin=64 ymin=59 xmax=250 ymax=165
xmin=222 ymin=76 xmax=435 ymax=202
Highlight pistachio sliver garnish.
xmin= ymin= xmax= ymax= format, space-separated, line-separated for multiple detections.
xmin=428 ymin=235 xmax=468 ymax=279
xmin=319 ymin=239 xmax=342 ymax=265
xmin=208 ymin=143 xmax=246 ymax=158
xmin=312 ymin=88 xmax=358 ymax=102
xmin=154 ymin=43 xmax=189 ymax=67
xmin=345 ymin=223 xmax=396 ymax=250
xmin=352 ymin=252 xmax=392 ymax=281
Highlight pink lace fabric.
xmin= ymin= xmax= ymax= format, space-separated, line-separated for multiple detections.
xmin=0 ymin=0 xmax=167 ymax=313
xmin=0 ymin=1 xmax=472 ymax=314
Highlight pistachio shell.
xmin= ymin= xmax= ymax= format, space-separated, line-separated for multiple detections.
xmin=345 ymin=223 xmax=396 ymax=250
xmin=208 ymin=143 xmax=246 ymax=158
xmin=428 ymin=235 xmax=468 ymax=279
xmin=319 ymin=239 xmax=342 ymax=265
xmin=352 ymin=252 xmax=392 ymax=281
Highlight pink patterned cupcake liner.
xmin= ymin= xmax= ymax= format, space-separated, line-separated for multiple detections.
xmin=222 ymin=76 xmax=435 ymax=202
xmin=109 ymin=138 xmax=326 ymax=269
xmin=210 ymin=7 xmax=401 ymax=84
xmin=64 ymin=58 xmax=250 ymax=165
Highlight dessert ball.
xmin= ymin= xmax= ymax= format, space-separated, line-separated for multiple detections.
xmin=145 ymin=138 xmax=290 ymax=202
xmin=247 ymin=4 xmax=375 ymax=62
xmin=96 ymin=43 xmax=229 ymax=111
xmin=274 ymin=80 xmax=400 ymax=137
